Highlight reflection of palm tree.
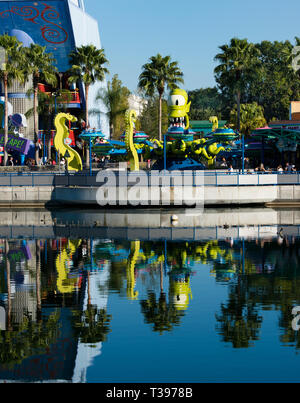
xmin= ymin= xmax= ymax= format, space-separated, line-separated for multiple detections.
xmin=216 ymin=283 xmax=262 ymax=348
xmin=72 ymin=304 xmax=111 ymax=345
xmin=72 ymin=249 xmax=112 ymax=345
xmin=0 ymin=311 xmax=60 ymax=366
xmin=36 ymin=240 xmax=41 ymax=321
xmin=140 ymin=292 xmax=185 ymax=335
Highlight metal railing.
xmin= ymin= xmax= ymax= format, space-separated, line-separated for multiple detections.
xmin=0 ymin=170 xmax=299 ymax=187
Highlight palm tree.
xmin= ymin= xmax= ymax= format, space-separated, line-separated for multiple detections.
xmin=68 ymin=45 xmax=109 ymax=167
xmin=230 ymin=102 xmax=267 ymax=135
xmin=26 ymin=88 xmax=73 ymax=160
xmin=138 ymin=54 xmax=184 ymax=141
xmin=214 ymin=38 xmax=261 ymax=132
xmin=95 ymin=74 xmax=130 ymax=139
xmin=22 ymin=44 xmax=57 ymax=164
xmin=0 ymin=34 xmax=24 ymax=165
xmin=291 ymin=37 xmax=300 ymax=76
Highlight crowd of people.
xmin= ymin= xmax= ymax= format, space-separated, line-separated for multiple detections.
xmin=218 ymin=157 xmax=298 ymax=174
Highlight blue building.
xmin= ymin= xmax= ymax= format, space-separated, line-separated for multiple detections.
xmin=0 ymin=0 xmax=109 ymax=140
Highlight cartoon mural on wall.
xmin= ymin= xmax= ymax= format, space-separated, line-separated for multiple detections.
xmin=0 ymin=1 xmax=74 ymax=71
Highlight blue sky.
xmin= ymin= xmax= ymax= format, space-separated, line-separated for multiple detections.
xmin=85 ymin=0 xmax=300 ymax=93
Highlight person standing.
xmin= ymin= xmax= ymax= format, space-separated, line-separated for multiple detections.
xmin=7 ymin=156 xmax=14 ymax=166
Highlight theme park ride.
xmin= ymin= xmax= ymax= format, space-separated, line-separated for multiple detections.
xmin=249 ymin=102 xmax=300 ymax=166
xmin=53 ymin=89 xmax=239 ymax=172
xmin=54 ymin=113 xmax=83 ymax=172
xmin=119 ymin=89 xmax=239 ymax=171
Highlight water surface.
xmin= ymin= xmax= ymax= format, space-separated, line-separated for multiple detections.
xmin=0 ymin=208 xmax=300 ymax=383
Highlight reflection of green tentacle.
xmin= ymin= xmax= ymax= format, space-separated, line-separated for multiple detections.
xmin=56 ymin=240 xmax=82 ymax=294
xmin=127 ymin=241 xmax=140 ymax=300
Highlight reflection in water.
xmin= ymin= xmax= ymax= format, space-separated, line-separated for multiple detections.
xmin=56 ymin=240 xmax=82 ymax=294
xmin=1 ymin=222 xmax=300 ymax=381
xmin=127 ymin=241 xmax=140 ymax=300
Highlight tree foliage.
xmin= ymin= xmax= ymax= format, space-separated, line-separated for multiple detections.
xmin=95 ymin=74 xmax=130 ymax=139
xmin=230 ymin=102 xmax=267 ymax=135
xmin=138 ymin=54 xmax=183 ymax=140
xmin=0 ymin=34 xmax=25 ymax=164
xmin=139 ymin=96 xmax=169 ymax=140
xmin=22 ymin=44 xmax=57 ymax=163
xmin=68 ymin=45 xmax=109 ymax=166
xmin=214 ymin=38 xmax=261 ymax=130
xmin=214 ymin=37 xmax=300 ymax=124
xmin=68 ymin=45 xmax=109 ymax=128
xmin=188 ymin=87 xmax=224 ymax=120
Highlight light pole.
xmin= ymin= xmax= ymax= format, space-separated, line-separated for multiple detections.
xmin=52 ymin=91 xmax=59 ymax=165
xmin=164 ymin=134 xmax=167 ymax=171
xmin=242 ymin=133 xmax=245 ymax=174
xmin=43 ymin=131 xmax=46 ymax=164
xmin=89 ymin=134 xmax=92 ymax=176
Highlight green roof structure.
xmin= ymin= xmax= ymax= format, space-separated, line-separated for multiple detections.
xmin=190 ymin=120 xmax=228 ymax=136
xmin=251 ymin=122 xmax=300 ymax=143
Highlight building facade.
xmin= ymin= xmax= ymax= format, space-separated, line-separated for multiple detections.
xmin=0 ymin=0 xmax=109 ymax=140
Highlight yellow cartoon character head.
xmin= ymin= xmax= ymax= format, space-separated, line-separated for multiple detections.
xmin=168 ymin=89 xmax=191 ymax=130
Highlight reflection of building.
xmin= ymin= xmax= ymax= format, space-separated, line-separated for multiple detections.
xmin=0 ymin=238 xmax=110 ymax=382
xmin=72 ymin=264 xmax=110 ymax=383
xmin=0 ymin=240 xmax=37 ymax=326
xmin=0 ymin=0 xmax=109 ymax=139
xmin=9 ymin=241 xmax=37 ymax=323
